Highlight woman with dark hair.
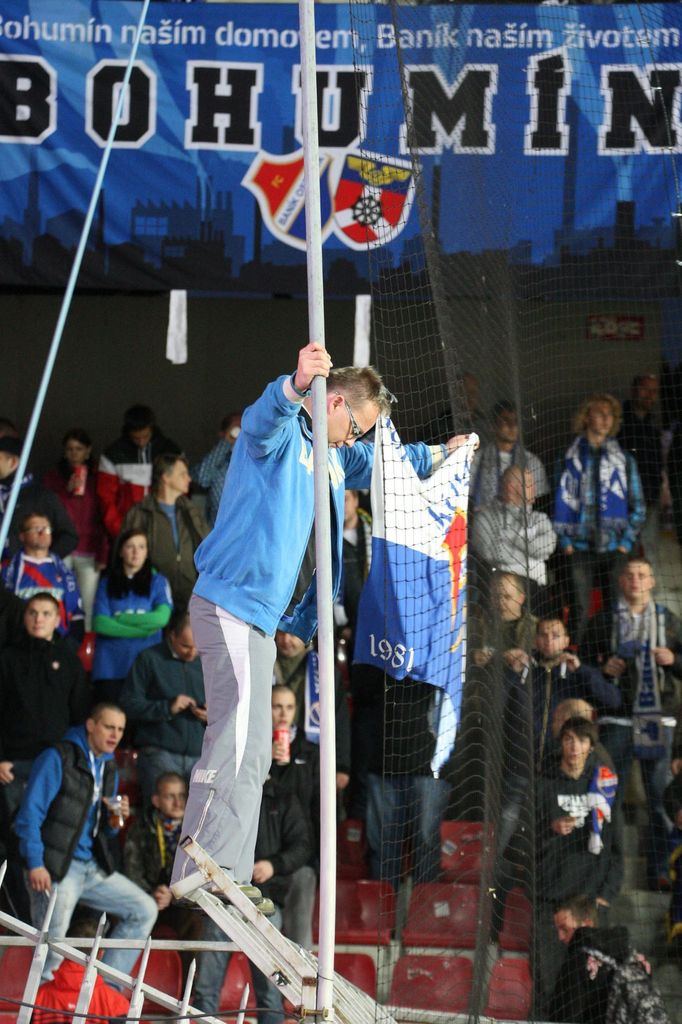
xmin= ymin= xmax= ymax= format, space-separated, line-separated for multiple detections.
xmin=91 ymin=529 xmax=172 ymax=702
xmin=44 ymin=428 xmax=108 ymax=629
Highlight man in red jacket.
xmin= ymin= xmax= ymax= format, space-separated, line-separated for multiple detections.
xmin=32 ymin=918 xmax=130 ymax=1024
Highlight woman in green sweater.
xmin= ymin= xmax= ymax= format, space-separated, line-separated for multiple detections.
xmin=92 ymin=529 xmax=172 ymax=702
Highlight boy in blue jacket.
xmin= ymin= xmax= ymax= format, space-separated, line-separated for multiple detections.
xmin=172 ymin=341 xmax=469 ymax=901
xmin=14 ymin=704 xmax=157 ymax=984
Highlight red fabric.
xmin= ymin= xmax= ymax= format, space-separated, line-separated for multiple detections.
xmin=44 ymin=468 xmax=109 ymax=564
xmin=96 ymin=468 xmax=147 ymax=540
xmin=32 ymin=961 xmax=129 ymax=1024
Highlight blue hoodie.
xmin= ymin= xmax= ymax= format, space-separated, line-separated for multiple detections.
xmin=193 ymin=375 xmax=439 ymax=640
xmin=14 ymin=725 xmax=118 ymax=871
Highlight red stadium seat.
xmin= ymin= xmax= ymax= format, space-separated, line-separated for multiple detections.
xmin=132 ymin=949 xmax=182 ymax=1012
xmin=337 ymin=819 xmax=368 ymax=880
xmin=77 ymin=631 xmax=96 ymax=674
xmin=498 ymin=888 xmax=532 ymax=952
xmin=219 ymin=952 xmax=257 ymax=1014
xmin=401 ymin=883 xmax=479 ymax=948
xmin=312 ymin=879 xmax=395 ymax=945
xmin=484 ymin=957 xmax=532 ymax=1020
xmin=389 ymin=954 xmax=473 ymax=1013
xmin=0 ymin=946 xmax=32 ymax=1022
xmin=334 ymin=953 xmax=377 ymax=997
xmin=440 ymin=821 xmax=488 ymax=884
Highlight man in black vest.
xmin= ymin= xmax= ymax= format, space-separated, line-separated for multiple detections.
xmin=14 ymin=703 xmax=158 ymax=986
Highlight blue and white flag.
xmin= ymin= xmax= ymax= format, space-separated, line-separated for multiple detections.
xmin=354 ymin=418 xmax=475 ymax=713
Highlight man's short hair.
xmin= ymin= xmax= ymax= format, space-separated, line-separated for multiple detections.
xmin=123 ymin=405 xmax=156 ymax=433
xmin=0 ymin=436 xmax=22 ymax=457
xmin=152 ymin=453 xmax=188 ymax=491
xmin=220 ymin=412 xmax=241 ymax=432
xmin=492 ymin=399 xmax=516 ymax=422
xmin=559 ymin=715 xmax=597 ymax=747
xmin=327 ymin=366 xmax=393 ymax=416
xmin=89 ymin=702 xmax=125 ymax=722
xmin=632 ymin=373 xmax=657 ymax=391
xmin=536 ymin=616 xmax=568 ymax=635
xmin=554 ymin=894 xmax=597 ymax=924
xmin=154 ymin=771 xmax=187 ymax=794
xmin=573 ymin=393 xmax=622 ymax=437
xmin=623 ymin=555 xmax=654 ymax=573
xmin=26 ymin=591 xmax=60 ymax=613
xmin=19 ymin=511 xmax=51 ymax=533
xmin=168 ymin=606 xmax=191 ymax=635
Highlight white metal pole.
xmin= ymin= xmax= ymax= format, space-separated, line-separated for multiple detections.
xmin=298 ymin=0 xmax=337 ymax=1015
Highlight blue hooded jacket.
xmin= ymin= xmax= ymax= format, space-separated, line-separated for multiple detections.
xmin=14 ymin=724 xmax=118 ymax=871
xmin=193 ymin=375 xmax=440 ymax=640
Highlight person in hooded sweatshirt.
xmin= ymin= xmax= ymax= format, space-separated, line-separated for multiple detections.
xmin=13 ymin=703 xmax=157 ymax=986
xmin=0 ymin=593 xmax=89 ymax=836
xmin=533 ymin=716 xmax=621 ymax=1016
xmin=548 ymin=894 xmax=668 ymax=1023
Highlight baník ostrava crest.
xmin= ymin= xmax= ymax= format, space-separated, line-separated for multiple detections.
xmin=242 ymin=149 xmax=414 ymax=252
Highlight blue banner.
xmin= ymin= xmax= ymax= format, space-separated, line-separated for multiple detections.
xmin=0 ymin=1 xmax=679 ymax=295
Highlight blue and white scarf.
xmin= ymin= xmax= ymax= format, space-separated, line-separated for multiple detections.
xmin=613 ymin=599 xmax=667 ymax=760
xmin=587 ymin=763 xmax=618 ymax=854
xmin=554 ymin=436 xmax=628 ymax=550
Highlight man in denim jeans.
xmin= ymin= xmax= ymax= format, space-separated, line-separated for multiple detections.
xmin=14 ymin=704 xmax=157 ymax=985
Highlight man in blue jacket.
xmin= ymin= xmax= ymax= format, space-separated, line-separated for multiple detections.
xmin=14 ymin=703 xmax=158 ymax=984
xmin=172 ymin=341 xmax=466 ymax=901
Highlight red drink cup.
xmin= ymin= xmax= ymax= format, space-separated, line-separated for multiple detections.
xmin=273 ymin=727 xmax=291 ymax=762
xmin=72 ymin=464 xmax=88 ymax=496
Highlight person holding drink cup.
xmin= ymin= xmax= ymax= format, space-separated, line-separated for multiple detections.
xmin=14 ymin=703 xmax=158 ymax=986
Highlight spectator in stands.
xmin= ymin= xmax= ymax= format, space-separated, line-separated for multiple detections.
xmin=269 ymin=683 xmax=319 ymax=949
xmin=618 ymin=374 xmax=663 ymax=572
xmin=509 ymin=618 xmax=622 ymax=772
xmin=554 ymin=392 xmax=645 ymax=646
xmin=32 ymin=917 xmax=130 ymax=1024
xmin=121 ymin=454 xmax=209 ymax=608
xmin=497 ymin=619 xmax=621 ymax=864
xmin=469 ymin=571 xmax=537 ymax=673
xmin=14 ymin=703 xmax=158 ymax=985
xmin=0 ymin=592 xmax=90 ymax=919
xmin=91 ymin=528 xmax=172 ymax=704
xmin=0 ymin=592 xmax=89 ymax=827
xmin=97 ymin=404 xmax=180 ymax=539
xmin=44 ymin=428 xmax=109 ymax=630
xmin=120 ymin=608 xmax=205 ymax=806
xmin=192 ymin=778 xmax=311 ymax=1023
xmin=2 ymin=513 xmax=84 ymax=645
xmin=123 ymin=771 xmax=201 ymax=944
xmin=272 ymin=630 xmax=350 ymax=794
xmin=355 ymin=662 xmax=454 ymax=893
xmin=470 ymin=400 xmax=549 ymax=511
xmin=533 ymin=717 xmax=621 ymax=1014
xmin=548 ymin=894 xmax=666 ymax=1023
xmin=191 ymin=412 xmax=242 ymax=526
xmin=471 ymin=465 xmax=556 ymax=612
xmin=585 ymin=556 xmax=682 ymax=891
xmin=0 ymin=436 xmax=77 ymax=559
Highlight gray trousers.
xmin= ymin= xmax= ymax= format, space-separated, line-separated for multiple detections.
xmin=171 ymin=594 xmax=276 ymax=888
